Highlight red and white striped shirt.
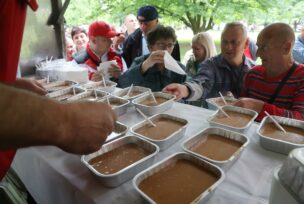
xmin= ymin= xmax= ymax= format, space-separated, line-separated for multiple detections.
xmin=242 ymin=64 xmax=304 ymax=122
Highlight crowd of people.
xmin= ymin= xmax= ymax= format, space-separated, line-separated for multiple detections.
xmin=1 ymin=1 xmax=304 ymax=202
xmin=62 ymin=6 xmax=304 ymax=124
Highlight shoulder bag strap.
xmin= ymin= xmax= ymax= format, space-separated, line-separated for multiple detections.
xmin=268 ymin=62 xmax=298 ymax=104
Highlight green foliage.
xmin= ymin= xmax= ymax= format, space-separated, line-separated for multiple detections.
xmin=64 ymin=0 xmax=303 ymax=34
xmin=64 ymin=0 xmax=113 ymax=26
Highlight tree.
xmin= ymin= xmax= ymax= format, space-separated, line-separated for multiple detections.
xmin=66 ymin=0 xmax=303 ymax=34
xmin=64 ymin=0 xmax=104 ymax=26
xmin=96 ymin=0 xmax=279 ymax=34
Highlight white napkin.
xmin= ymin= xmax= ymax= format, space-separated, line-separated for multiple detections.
xmin=164 ymin=51 xmax=186 ymax=75
xmin=97 ymin=60 xmax=117 ymax=80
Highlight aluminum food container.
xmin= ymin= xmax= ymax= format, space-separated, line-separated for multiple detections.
xmin=182 ymin=127 xmax=249 ymax=171
xmin=132 ymin=92 xmax=176 ymax=116
xmin=112 ymin=86 xmax=151 ymax=101
xmin=46 ymin=86 xmax=86 ymax=101
xmin=207 ymin=105 xmax=258 ymax=133
xmin=98 ymin=95 xmax=130 ymax=116
xmin=36 ymin=78 xmax=48 ymax=85
xmin=81 ymin=135 xmax=159 ymax=187
xmin=206 ymin=96 xmax=237 ymax=110
xmin=276 ymin=148 xmax=304 ymax=203
xmin=257 ymin=116 xmax=304 ymax=155
xmin=67 ymin=90 xmax=109 ymax=101
xmin=269 ymin=167 xmax=299 ymax=204
xmin=81 ymin=80 xmax=117 ymax=93
xmin=133 ymin=152 xmax=225 ymax=204
xmin=105 ymin=121 xmax=128 ymax=143
xmin=130 ymin=114 xmax=188 ymax=151
xmin=43 ymin=80 xmax=77 ymax=92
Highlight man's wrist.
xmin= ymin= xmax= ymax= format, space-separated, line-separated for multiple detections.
xmin=141 ymin=61 xmax=149 ymax=74
xmin=183 ymin=83 xmax=191 ymax=100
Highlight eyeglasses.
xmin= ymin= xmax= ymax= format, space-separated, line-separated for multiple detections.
xmin=155 ymin=42 xmax=175 ymax=50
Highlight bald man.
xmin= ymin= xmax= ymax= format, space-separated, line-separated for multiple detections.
xmin=233 ymin=23 xmax=304 ymax=121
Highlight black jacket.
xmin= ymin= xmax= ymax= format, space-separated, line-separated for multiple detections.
xmin=122 ymin=28 xmax=181 ymax=68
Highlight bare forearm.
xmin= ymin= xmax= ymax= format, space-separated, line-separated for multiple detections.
xmin=0 ymin=83 xmax=117 ymax=154
xmin=0 ymin=83 xmax=62 ymax=149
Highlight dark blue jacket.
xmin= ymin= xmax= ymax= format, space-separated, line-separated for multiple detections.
xmin=122 ymin=28 xmax=181 ymax=68
xmin=118 ymin=55 xmax=186 ymax=92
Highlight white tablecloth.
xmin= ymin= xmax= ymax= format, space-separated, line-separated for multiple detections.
xmin=12 ymin=102 xmax=286 ymax=204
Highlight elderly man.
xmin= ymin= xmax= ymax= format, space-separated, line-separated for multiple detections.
xmin=122 ymin=5 xmax=180 ymax=67
xmin=292 ymin=26 xmax=304 ymax=64
xmin=234 ymin=23 xmax=304 ymax=122
xmin=163 ymin=22 xmax=255 ymax=108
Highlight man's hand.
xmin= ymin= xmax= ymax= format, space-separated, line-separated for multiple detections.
xmin=91 ymin=72 xmax=103 ymax=82
xmin=232 ymin=97 xmax=265 ymax=113
xmin=108 ymin=64 xmax=122 ymax=79
xmin=14 ymin=78 xmax=47 ymax=95
xmin=56 ymin=102 xmax=117 ymax=154
xmin=112 ymin=34 xmax=125 ymax=51
xmin=162 ymin=83 xmax=189 ymax=100
xmin=141 ymin=51 xmax=165 ymax=74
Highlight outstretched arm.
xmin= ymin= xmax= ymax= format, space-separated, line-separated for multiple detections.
xmin=233 ymin=97 xmax=304 ymax=122
xmin=0 ymin=83 xmax=116 ymax=154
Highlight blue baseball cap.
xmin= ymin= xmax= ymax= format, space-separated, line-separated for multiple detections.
xmin=137 ymin=5 xmax=158 ymax=22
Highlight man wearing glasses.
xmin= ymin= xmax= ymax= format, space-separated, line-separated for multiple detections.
xmin=118 ymin=25 xmax=186 ymax=91
xmin=122 ymin=5 xmax=181 ymax=68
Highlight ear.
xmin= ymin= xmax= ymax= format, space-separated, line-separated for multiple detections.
xmin=282 ymin=41 xmax=292 ymax=54
xmin=148 ymin=44 xmax=152 ymax=52
xmin=244 ymin=37 xmax=249 ymax=50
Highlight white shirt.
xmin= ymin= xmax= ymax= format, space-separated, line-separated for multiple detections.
xmin=141 ymin=34 xmax=150 ymax=56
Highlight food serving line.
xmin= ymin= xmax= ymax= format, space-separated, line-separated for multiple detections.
xmin=11 ymin=79 xmax=293 ymax=204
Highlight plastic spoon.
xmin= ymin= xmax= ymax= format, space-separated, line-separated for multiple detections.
xmin=219 ymin=92 xmax=227 ymax=105
xmin=264 ymin=111 xmax=287 ymax=133
xmin=126 ymin=84 xmax=133 ymax=97
xmin=106 ymin=96 xmax=110 ymax=105
xmin=94 ymin=90 xmax=98 ymax=99
xmin=149 ymin=90 xmax=157 ymax=104
xmin=215 ymin=104 xmax=230 ymax=118
xmin=136 ymin=108 xmax=156 ymax=127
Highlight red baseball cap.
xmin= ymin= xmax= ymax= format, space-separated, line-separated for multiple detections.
xmin=88 ymin=21 xmax=120 ymax=38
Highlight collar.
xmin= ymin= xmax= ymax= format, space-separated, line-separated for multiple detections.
xmin=86 ymin=44 xmax=101 ymax=64
xmin=219 ymin=54 xmax=254 ymax=70
xmin=100 ymin=51 xmax=109 ymax=62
